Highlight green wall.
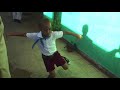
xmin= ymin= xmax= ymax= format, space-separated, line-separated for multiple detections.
xmin=43 ymin=12 xmax=120 ymax=78
xmin=62 ymin=25 xmax=120 ymax=78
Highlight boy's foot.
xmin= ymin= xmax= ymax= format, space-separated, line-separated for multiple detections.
xmin=63 ymin=56 xmax=70 ymax=65
xmin=47 ymin=75 xmax=55 ymax=78
xmin=66 ymin=59 xmax=70 ymax=65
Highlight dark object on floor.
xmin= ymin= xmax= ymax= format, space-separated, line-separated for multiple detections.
xmin=73 ymin=43 xmax=78 ymax=51
xmin=64 ymin=43 xmax=77 ymax=52
xmin=64 ymin=43 xmax=74 ymax=52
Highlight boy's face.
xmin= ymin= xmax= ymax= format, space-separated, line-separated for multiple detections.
xmin=40 ymin=21 xmax=52 ymax=37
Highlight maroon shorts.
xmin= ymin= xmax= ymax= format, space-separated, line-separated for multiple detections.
xmin=42 ymin=51 xmax=66 ymax=72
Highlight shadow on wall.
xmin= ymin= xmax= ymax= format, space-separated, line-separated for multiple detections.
xmin=76 ymin=24 xmax=93 ymax=54
xmin=76 ymin=24 xmax=120 ymax=77
xmin=63 ymin=24 xmax=120 ymax=77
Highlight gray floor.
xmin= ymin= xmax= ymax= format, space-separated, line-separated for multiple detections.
xmin=0 ymin=12 xmax=109 ymax=78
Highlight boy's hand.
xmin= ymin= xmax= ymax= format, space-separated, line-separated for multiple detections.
xmin=76 ymin=34 xmax=83 ymax=39
xmin=75 ymin=34 xmax=82 ymax=42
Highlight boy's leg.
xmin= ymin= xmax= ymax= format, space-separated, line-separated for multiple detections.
xmin=48 ymin=70 xmax=56 ymax=78
xmin=62 ymin=62 xmax=68 ymax=70
xmin=54 ymin=52 xmax=69 ymax=70
xmin=42 ymin=54 xmax=56 ymax=78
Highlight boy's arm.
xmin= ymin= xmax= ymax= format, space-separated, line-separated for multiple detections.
xmin=6 ymin=32 xmax=27 ymax=37
xmin=63 ymin=31 xmax=82 ymax=39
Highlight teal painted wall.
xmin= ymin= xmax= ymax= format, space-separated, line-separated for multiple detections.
xmin=43 ymin=12 xmax=120 ymax=78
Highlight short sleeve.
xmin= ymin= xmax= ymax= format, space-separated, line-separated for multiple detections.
xmin=26 ymin=33 xmax=38 ymax=40
xmin=53 ymin=31 xmax=63 ymax=39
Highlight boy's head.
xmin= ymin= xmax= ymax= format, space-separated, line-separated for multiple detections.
xmin=38 ymin=18 xmax=52 ymax=38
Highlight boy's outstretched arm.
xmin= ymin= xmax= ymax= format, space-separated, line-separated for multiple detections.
xmin=63 ymin=31 xmax=82 ymax=39
xmin=6 ymin=32 xmax=27 ymax=37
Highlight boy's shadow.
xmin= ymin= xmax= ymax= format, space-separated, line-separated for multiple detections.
xmin=77 ymin=24 xmax=93 ymax=54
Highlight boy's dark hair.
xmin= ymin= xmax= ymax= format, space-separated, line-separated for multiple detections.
xmin=38 ymin=17 xmax=50 ymax=27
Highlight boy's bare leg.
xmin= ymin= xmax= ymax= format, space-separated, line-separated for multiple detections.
xmin=48 ymin=70 xmax=56 ymax=78
xmin=62 ymin=63 xmax=68 ymax=70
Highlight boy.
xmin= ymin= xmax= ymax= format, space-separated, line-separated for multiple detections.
xmin=7 ymin=18 xmax=82 ymax=78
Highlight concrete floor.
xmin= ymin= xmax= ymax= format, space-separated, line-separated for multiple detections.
xmin=0 ymin=12 xmax=109 ymax=78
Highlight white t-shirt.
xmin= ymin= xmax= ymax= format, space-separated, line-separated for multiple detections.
xmin=26 ymin=31 xmax=63 ymax=56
